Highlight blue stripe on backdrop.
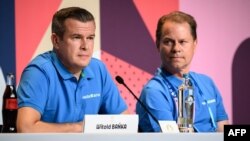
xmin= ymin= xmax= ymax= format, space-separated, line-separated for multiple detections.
xmin=0 ymin=0 xmax=16 ymax=80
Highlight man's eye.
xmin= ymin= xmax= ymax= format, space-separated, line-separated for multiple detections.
xmin=87 ymin=36 xmax=95 ymax=40
xmin=87 ymin=36 xmax=94 ymax=40
xmin=73 ymin=36 xmax=81 ymax=39
xmin=163 ymin=39 xmax=174 ymax=46
xmin=71 ymin=36 xmax=81 ymax=40
xmin=179 ymin=40 xmax=187 ymax=45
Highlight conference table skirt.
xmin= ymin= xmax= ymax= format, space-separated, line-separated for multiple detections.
xmin=0 ymin=132 xmax=223 ymax=141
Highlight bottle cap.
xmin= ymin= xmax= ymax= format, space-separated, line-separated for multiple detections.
xmin=183 ymin=73 xmax=189 ymax=78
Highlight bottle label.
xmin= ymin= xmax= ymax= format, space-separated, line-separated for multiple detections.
xmin=5 ymin=99 xmax=18 ymax=110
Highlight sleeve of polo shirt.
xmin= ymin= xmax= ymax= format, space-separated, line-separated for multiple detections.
xmin=17 ymin=65 xmax=49 ymax=115
xmin=211 ymin=81 xmax=229 ymax=121
xmin=193 ymin=73 xmax=229 ymax=122
xmin=98 ymin=62 xmax=127 ymax=114
xmin=137 ymin=81 xmax=175 ymax=132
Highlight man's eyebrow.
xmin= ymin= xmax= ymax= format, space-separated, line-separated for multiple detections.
xmin=162 ymin=37 xmax=174 ymax=41
xmin=89 ymin=34 xmax=95 ymax=37
xmin=71 ymin=33 xmax=82 ymax=36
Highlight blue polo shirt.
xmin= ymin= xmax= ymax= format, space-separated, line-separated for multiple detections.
xmin=136 ymin=68 xmax=228 ymax=132
xmin=17 ymin=51 xmax=127 ymax=123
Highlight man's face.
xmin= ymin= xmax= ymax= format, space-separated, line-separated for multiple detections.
xmin=158 ymin=21 xmax=197 ymax=74
xmin=54 ymin=18 xmax=95 ymax=73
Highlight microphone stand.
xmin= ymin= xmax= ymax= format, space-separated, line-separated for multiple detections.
xmin=115 ymin=76 xmax=162 ymax=132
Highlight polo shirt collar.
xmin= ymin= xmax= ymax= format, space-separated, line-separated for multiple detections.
xmin=51 ymin=51 xmax=73 ymax=80
xmin=158 ymin=67 xmax=183 ymax=88
xmin=51 ymin=51 xmax=94 ymax=80
xmin=82 ymin=63 xmax=95 ymax=80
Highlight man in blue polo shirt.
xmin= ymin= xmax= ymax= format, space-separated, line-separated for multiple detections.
xmin=17 ymin=7 xmax=128 ymax=132
xmin=136 ymin=11 xmax=229 ymax=132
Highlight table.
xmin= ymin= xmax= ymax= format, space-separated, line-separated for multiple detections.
xmin=0 ymin=132 xmax=223 ymax=141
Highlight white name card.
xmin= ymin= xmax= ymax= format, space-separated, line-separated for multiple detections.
xmin=159 ymin=120 xmax=180 ymax=133
xmin=84 ymin=114 xmax=138 ymax=133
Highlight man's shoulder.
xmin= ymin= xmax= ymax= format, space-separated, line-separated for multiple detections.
xmin=190 ymin=71 xmax=215 ymax=87
xmin=23 ymin=51 xmax=55 ymax=75
xmin=190 ymin=71 xmax=213 ymax=81
xmin=29 ymin=51 xmax=53 ymax=67
xmin=144 ymin=74 xmax=166 ymax=90
xmin=88 ymin=58 xmax=106 ymax=69
xmin=89 ymin=57 xmax=103 ymax=63
xmin=84 ymin=58 xmax=108 ymax=78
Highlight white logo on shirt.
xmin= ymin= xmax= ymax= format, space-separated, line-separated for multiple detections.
xmin=202 ymin=99 xmax=216 ymax=105
xmin=82 ymin=93 xmax=101 ymax=99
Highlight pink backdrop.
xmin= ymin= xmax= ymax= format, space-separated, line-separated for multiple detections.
xmin=180 ymin=0 xmax=250 ymax=123
xmin=1 ymin=0 xmax=248 ymax=124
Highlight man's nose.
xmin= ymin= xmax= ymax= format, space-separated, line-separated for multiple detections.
xmin=172 ymin=42 xmax=181 ymax=52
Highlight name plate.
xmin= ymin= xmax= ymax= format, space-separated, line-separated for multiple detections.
xmin=84 ymin=114 xmax=138 ymax=133
xmin=159 ymin=120 xmax=180 ymax=133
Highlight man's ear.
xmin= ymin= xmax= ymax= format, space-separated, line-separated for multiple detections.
xmin=51 ymin=33 xmax=60 ymax=49
xmin=156 ymin=41 xmax=160 ymax=52
xmin=193 ymin=39 xmax=198 ymax=52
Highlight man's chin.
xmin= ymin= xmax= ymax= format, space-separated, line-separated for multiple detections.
xmin=170 ymin=63 xmax=183 ymax=69
xmin=79 ymin=61 xmax=90 ymax=68
xmin=168 ymin=64 xmax=187 ymax=71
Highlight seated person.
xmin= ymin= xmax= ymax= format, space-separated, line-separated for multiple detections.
xmin=17 ymin=7 xmax=128 ymax=133
xmin=136 ymin=11 xmax=229 ymax=132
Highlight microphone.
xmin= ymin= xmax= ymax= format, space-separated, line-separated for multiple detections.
xmin=115 ymin=75 xmax=162 ymax=132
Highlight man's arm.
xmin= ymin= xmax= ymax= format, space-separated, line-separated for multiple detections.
xmin=17 ymin=107 xmax=84 ymax=133
xmin=217 ymin=120 xmax=229 ymax=132
xmin=121 ymin=109 xmax=130 ymax=114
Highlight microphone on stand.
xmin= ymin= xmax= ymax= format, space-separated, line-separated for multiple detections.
xmin=115 ymin=75 xmax=162 ymax=132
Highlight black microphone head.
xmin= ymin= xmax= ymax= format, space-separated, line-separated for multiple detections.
xmin=115 ymin=75 xmax=124 ymax=84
